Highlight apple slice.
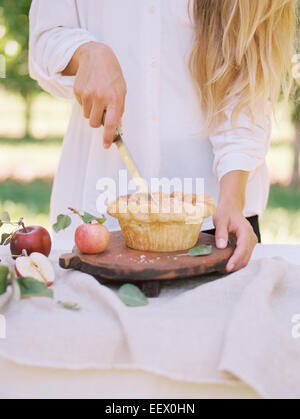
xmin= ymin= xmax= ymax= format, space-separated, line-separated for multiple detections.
xmin=15 ymin=252 xmax=55 ymax=287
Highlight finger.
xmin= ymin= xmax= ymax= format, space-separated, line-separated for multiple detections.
xmin=119 ymin=90 xmax=126 ymax=118
xmin=74 ymin=82 xmax=83 ymax=106
xmin=74 ymin=92 xmax=83 ymax=106
xmin=89 ymin=100 xmax=105 ymax=129
xmin=226 ymin=227 xmax=253 ymax=272
xmin=103 ymin=104 xmax=121 ymax=149
xmin=214 ymin=218 xmax=229 ymax=249
xmin=82 ymin=93 xmax=93 ymax=119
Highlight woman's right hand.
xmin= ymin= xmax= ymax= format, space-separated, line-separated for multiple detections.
xmin=63 ymin=41 xmax=127 ymax=148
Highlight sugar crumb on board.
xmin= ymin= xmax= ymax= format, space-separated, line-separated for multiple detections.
xmin=127 ymin=255 xmax=179 ymax=264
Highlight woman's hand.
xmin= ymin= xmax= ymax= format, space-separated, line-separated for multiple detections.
xmin=214 ymin=205 xmax=258 ymax=273
xmin=214 ymin=170 xmax=258 ymax=273
xmin=63 ymin=41 xmax=127 ymax=148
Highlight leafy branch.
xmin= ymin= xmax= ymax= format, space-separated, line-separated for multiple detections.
xmin=0 ymin=212 xmax=27 ymax=246
xmin=53 ymin=208 xmax=106 ymax=233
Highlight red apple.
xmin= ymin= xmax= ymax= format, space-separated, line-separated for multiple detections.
xmin=15 ymin=252 xmax=55 ymax=287
xmin=75 ymin=224 xmax=110 ymax=254
xmin=10 ymin=226 xmax=52 ymax=257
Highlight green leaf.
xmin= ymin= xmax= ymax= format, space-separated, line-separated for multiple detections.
xmin=1 ymin=212 xmax=10 ymax=223
xmin=118 ymin=284 xmax=148 ymax=307
xmin=17 ymin=277 xmax=54 ymax=299
xmin=82 ymin=212 xmax=95 ymax=223
xmin=68 ymin=208 xmax=106 ymax=225
xmin=82 ymin=212 xmax=106 ymax=224
xmin=0 ymin=233 xmax=12 ymax=246
xmin=94 ymin=216 xmax=107 ymax=225
xmin=58 ymin=301 xmax=81 ymax=311
xmin=0 ymin=265 xmax=9 ymax=296
xmin=53 ymin=214 xmax=72 ymax=233
xmin=188 ymin=245 xmax=213 ymax=257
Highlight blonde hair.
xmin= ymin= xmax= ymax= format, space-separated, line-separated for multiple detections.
xmin=189 ymin=0 xmax=297 ymax=134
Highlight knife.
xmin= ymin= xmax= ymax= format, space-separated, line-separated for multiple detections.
xmin=101 ymin=112 xmax=157 ymax=204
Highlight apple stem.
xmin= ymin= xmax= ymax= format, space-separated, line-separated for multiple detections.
xmin=21 ymin=223 xmax=28 ymax=233
xmin=18 ymin=217 xmax=28 ymax=233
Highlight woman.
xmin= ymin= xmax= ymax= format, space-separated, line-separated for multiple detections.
xmin=29 ymin=0 xmax=296 ymax=271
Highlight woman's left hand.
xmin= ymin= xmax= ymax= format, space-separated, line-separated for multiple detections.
xmin=213 ymin=204 xmax=258 ymax=273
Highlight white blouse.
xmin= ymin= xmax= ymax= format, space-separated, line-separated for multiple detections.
xmin=29 ymin=0 xmax=271 ymax=248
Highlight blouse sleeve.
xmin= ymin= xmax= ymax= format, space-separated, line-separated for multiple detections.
xmin=29 ymin=0 xmax=98 ymax=99
xmin=209 ymin=105 xmax=272 ymax=181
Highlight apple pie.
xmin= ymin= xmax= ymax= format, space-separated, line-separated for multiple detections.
xmin=107 ymin=192 xmax=216 ymax=252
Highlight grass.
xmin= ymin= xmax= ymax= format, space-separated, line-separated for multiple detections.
xmin=0 ymin=137 xmax=62 ymax=181
xmin=0 ymin=179 xmax=52 ymax=231
xmin=0 ymin=179 xmax=52 ymax=215
xmin=262 ymin=185 xmax=300 ymax=244
xmin=267 ymin=184 xmax=300 ymax=211
xmin=0 ymin=137 xmax=62 ymax=146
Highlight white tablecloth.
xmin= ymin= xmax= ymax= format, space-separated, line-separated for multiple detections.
xmin=0 ymin=244 xmax=299 ymax=399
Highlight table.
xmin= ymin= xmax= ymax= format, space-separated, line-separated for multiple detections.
xmin=0 ymin=244 xmax=299 ymax=399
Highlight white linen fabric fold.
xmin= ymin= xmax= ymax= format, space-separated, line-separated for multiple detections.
xmin=0 ymin=255 xmax=299 ymax=399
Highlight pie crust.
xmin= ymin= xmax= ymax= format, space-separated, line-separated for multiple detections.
xmin=107 ymin=192 xmax=216 ymax=252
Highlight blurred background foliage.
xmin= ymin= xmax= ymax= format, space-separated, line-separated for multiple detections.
xmin=0 ymin=0 xmax=299 ymax=243
xmin=0 ymin=0 xmax=41 ymax=136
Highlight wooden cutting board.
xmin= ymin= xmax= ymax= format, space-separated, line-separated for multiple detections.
xmin=59 ymin=231 xmax=234 ymax=297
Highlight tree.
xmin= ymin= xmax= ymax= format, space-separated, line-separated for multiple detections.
xmin=0 ymin=0 xmax=41 ymax=137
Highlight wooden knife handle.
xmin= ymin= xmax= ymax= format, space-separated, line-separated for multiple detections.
xmin=101 ymin=110 xmax=122 ymax=139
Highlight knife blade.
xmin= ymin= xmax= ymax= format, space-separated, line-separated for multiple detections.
xmin=113 ymin=132 xmax=150 ymax=195
xmin=101 ymin=112 xmax=157 ymax=204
